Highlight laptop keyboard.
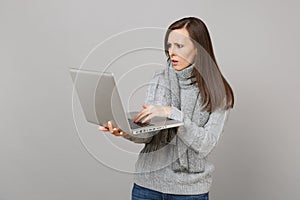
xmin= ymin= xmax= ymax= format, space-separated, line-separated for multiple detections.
xmin=127 ymin=119 xmax=153 ymax=129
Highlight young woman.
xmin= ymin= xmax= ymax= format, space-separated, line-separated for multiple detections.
xmin=99 ymin=17 xmax=234 ymax=200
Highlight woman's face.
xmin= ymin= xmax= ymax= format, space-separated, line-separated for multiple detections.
xmin=167 ymin=28 xmax=197 ymax=71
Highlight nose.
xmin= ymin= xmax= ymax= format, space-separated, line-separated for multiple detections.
xmin=168 ymin=46 xmax=176 ymax=56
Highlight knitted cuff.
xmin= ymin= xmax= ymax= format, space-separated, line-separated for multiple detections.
xmin=169 ymin=107 xmax=184 ymax=121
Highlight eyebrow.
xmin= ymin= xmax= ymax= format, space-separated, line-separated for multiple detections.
xmin=167 ymin=42 xmax=184 ymax=45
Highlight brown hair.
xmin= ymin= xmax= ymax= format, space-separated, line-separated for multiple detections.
xmin=164 ymin=17 xmax=234 ymax=112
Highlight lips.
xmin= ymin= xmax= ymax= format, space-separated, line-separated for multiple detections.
xmin=171 ymin=59 xmax=178 ymax=65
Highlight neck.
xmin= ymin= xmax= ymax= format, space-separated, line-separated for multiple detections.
xmin=174 ymin=63 xmax=194 ymax=78
xmin=173 ymin=63 xmax=197 ymax=88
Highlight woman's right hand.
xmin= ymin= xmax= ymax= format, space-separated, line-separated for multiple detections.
xmin=98 ymin=121 xmax=127 ymax=137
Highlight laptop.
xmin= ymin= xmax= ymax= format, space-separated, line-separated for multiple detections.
xmin=69 ymin=68 xmax=183 ymax=135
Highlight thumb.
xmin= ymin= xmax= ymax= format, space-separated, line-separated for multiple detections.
xmin=142 ymin=104 xmax=148 ymax=108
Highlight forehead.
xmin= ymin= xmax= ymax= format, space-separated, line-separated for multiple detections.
xmin=167 ymin=28 xmax=191 ymax=43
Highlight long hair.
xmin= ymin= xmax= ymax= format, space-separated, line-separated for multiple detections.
xmin=164 ymin=17 xmax=234 ymax=112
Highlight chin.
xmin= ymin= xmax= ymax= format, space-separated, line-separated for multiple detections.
xmin=173 ymin=65 xmax=183 ymax=71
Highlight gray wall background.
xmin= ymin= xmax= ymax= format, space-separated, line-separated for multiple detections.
xmin=1 ymin=0 xmax=299 ymax=199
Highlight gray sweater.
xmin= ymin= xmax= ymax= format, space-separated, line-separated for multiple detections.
xmin=124 ymin=64 xmax=230 ymax=195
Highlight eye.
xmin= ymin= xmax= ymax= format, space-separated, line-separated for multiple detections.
xmin=176 ymin=44 xmax=184 ymax=48
xmin=166 ymin=43 xmax=171 ymax=49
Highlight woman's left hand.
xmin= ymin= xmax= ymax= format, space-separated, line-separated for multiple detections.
xmin=133 ymin=104 xmax=172 ymax=123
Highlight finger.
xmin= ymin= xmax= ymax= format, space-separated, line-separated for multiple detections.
xmin=115 ymin=131 xmax=127 ymax=136
xmin=112 ymin=128 xmax=127 ymax=137
xmin=119 ymin=131 xmax=127 ymax=136
xmin=142 ymin=104 xmax=148 ymax=109
xmin=141 ymin=113 xmax=154 ymax=123
xmin=134 ymin=108 xmax=152 ymax=122
xmin=134 ymin=111 xmax=151 ymax=122
xmin=99 ymin=126 xmax=109 ymax=131
xmin=112 ymin=128 xmax=120 ymax=136
xmin=133 ymin=108 xmax=147 ymax=120
xmin=134 ymin=109 xmax=147 ymax=122
xmin=108 ymin=121 xmax=114 ymax=133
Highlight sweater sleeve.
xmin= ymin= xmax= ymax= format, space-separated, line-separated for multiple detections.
xmin=169 ymin=106 xmax=184 ymax=121
xmin=122 ymin=71 xmax=164 ymax=143
xmin=177 ymin=108 xmax=231 ymax=157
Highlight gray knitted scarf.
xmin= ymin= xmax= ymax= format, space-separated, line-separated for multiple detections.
xmin=141 ymin=62 xmax=210 ymax=173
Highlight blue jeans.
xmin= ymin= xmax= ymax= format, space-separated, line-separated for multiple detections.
xmin=132 ymin=183 xmax=209 ymax=200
